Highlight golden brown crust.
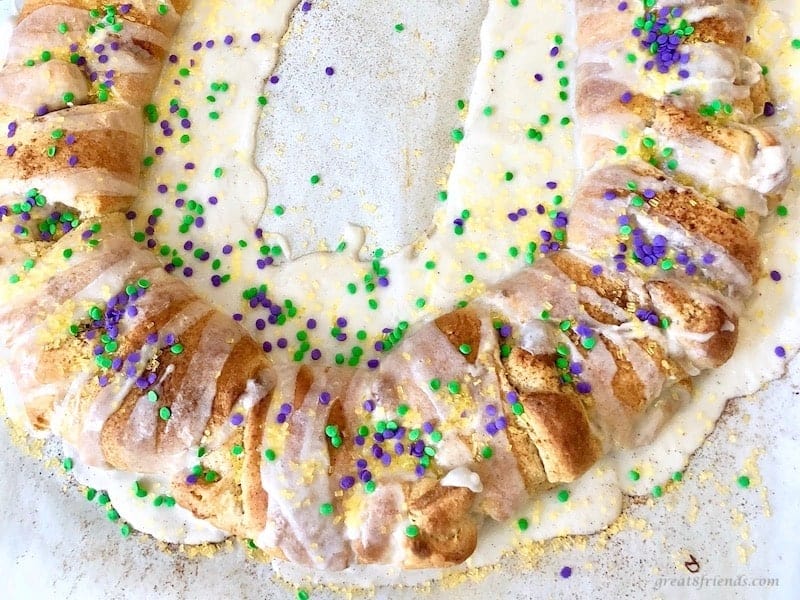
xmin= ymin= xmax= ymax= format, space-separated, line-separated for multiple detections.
xmin=504 ymin=348 xmax=562 ymax=395
xmin=403 ymin=479 xmax=479 ymax=568
xmin=516 ymin=392 xmax=602 ymax=483
xmin=434 ymin=308 xmax=482 ymax=364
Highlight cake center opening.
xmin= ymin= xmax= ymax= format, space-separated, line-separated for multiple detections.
xmin=254 ymin=0 xmax=488 ymax=257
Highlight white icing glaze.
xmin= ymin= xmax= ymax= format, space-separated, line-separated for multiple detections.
xmin=440 ymin=466 xmax=483 ymax=494
xmin=2 ymin=0 xmax=800 ymax=585
xmin=64 ymin=442 xmax=228 ymax=545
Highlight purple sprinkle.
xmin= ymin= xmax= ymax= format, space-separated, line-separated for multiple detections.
xmin=560 ymin=566 xmax=573 ymax=579
xmin=325 ymin=66 xmax=335 ymax=76
xmin=775 ymin=345 xmax=786 ymax=358
xmin=230 ymin=413 xmax=244 ymax=426
xmin=770 ymin=270 xmax=782 ymax=282
xmin=319 ymin=391 xmax=331 ymax=405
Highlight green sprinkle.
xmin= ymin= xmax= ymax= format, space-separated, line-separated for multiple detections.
xmin=319 ymin=502 xmax=334 ymax=516
xmin=62 ymin=457 xmax=74 ymax=471
xmin=628 ymin=470 xmax=640 ymax=481
xmin=652 ymin=485 xmax=663 ymax=498
xmin=517 ymin=518 xmax=529 ymax=531
xmin=777 ymin=205 xmax=788 ymax=217
xmin=557 ymin=489 xmax=570 ymax=503
xmin=405 ymin=524 xmax=420 ymax=538
xmin=737 ymin=475 xmax=750 ymax=488
xmin=257 ymin=95 xmax=268 ymax=106
xmin=264 ymin=449 xmax=276 ymax=461
xmin=159 ymin=407 xmax=171 ymax=421
xmin=494 ymin=49 xmax=506 ymax=60
xmin=447 ymin=380 xmax=461 ymax=394
xmin=672 ymin=471 xmax=683 ymax=482
xmin=792 ymin=39 xmax=800 ymax=50
xmin=120 ymin=523 xmax=132 ymax=537
xmin=458 ymin=343 xmax=472 ymax=355
xmin=395 ymin=23 xmax=405 ymax=32
xmin=527 ymin=128 xmax=543 ymax=141
xmin=429 ymin=378 xmax=441 ymax=391
xmin=310 ymin=174 xmax=321 ymax=185
xmin=451 ymin=128 xmax=464 ymax=143
xmin=133 ymin=481 xmax=148 ymax=498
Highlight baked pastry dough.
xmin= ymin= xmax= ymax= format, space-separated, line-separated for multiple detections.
xmin=0 ymin=0 xmax=790 ymax=570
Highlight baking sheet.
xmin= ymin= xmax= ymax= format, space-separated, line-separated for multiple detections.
xmin=1 ymin=1 xmax=799 ymax=598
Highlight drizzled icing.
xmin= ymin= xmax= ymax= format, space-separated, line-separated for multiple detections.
xmin=0 ymin=0 xmax=796 ymax=584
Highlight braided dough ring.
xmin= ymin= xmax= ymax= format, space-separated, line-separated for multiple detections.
xmin=0 ymin=0 xmax=791 ymax=573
